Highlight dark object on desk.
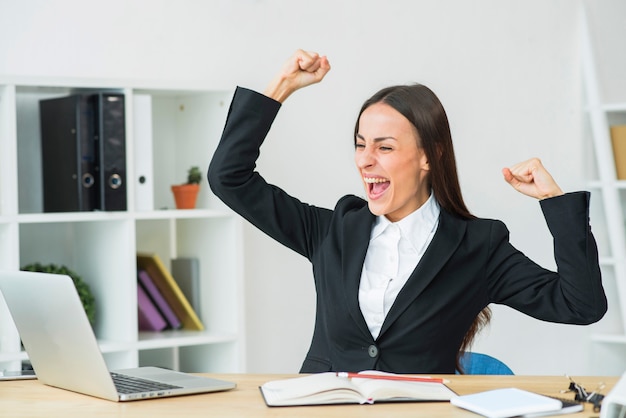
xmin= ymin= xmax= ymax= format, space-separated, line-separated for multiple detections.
xmin=564 ymin=375 xmax=605 ymax=412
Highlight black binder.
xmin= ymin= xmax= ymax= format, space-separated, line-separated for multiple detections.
xmin=39 ymin=92 xmax=127 ymax=212
xmin=92 ymin=93 xmax=127 ymax=211
xmin=40 ymin=95 xmax=97 ymax=212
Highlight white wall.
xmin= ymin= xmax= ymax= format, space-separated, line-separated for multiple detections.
xmin=1 ymin=0 xmax=624 ymax=375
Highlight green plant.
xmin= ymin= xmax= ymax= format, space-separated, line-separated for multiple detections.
xmin=187 ymin=166 xmax=202 ymax=185
xmin=21 ymin=263 xmax=96 ymax=325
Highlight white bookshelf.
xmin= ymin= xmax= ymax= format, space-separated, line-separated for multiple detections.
xmin=0 ymin=77 xmax=245 ymax=373
xmin=582 ymin=8 xmax=626 ymax=359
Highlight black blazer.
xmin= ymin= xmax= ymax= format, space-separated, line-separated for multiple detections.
xmin=209 ymin=87 xmax=607 ymax=374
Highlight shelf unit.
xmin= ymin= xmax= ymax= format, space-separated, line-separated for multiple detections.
xmin=581 ymin=11 xmax=626 ymax=346
xmin=0 ymin=77 xmax=244 ymax=373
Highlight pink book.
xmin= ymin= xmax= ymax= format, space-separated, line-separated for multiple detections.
xmin=137 ymin=283 xmax=167 ymax=331
xmin=138 ymin=269 xmax=182 ymax=329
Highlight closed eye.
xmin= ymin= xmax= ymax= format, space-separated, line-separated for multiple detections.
xmin=355 ymin=134 xmax=397 ymax=151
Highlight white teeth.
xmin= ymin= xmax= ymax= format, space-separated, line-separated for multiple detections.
xmin=364 ymin=177 xmax=388 ymax=184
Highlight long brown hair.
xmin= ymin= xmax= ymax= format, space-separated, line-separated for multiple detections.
xmin=354 ymin=84 xmax=491 ymax=372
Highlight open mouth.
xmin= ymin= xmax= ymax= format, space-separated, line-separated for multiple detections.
xmin=364 ymin=177 xmax=390 ymax=199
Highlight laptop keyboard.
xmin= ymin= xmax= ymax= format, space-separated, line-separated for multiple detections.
xmin=110 ymin=372 xmax=182 ymax=394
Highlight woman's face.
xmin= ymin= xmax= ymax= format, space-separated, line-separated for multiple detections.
xmin=355 ymin=102 xmax=431 ymax=222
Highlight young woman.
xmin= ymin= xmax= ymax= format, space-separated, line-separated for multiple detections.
xmin=208 ymin=50 xmax=607 ymax=374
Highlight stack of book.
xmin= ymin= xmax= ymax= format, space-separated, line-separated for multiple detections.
xmin=136 ymin=253 xmax=203 ymax=332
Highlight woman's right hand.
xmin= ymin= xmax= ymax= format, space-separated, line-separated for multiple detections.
xmin=264 ymin=49 xmax=331 ymax=103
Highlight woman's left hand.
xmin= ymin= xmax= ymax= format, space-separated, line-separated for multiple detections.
xmin=502 ymin=158 xmax=564 ymax=200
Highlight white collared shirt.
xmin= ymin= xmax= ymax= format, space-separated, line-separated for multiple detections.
xmin=358 ymin=194 xmax=440 ymax=339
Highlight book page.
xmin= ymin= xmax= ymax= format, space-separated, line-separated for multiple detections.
xmin=261 ymin=372 xmax=367 ymax=406
xmin=260 ymin=371 xmax=456 ymax=406
xmin=354 ymin=378 xmax=456 ymax=402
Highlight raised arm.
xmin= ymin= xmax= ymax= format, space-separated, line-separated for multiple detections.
xmin=208 ymin=50 xmax=335 ymax=260
xmin=264 ymin=49 xmax=331 ymax=103
xmin=502 ymin=157 xmax=564 ymax=199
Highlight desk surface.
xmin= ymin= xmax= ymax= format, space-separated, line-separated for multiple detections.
xmin=0 ymin=374 xmax=618 ymax=417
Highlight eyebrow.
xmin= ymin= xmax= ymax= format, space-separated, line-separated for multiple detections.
xmin=355 ymin=134 xmax=398 ymax=142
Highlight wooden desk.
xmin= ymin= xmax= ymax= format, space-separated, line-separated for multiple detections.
xmin=0 ymin=374 xmax=618 ymax=417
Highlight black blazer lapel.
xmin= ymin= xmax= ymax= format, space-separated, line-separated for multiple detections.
xmin=341 ymin=206 xmax=376 ymax=339
xmin=378 ymin=210 xmax=467 ymax=339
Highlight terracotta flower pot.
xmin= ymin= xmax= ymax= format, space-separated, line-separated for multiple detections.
xmin=171 ymin=184 xmax=200 ymax=209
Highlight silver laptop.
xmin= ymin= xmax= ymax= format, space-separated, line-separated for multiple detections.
xmin=0 ymin=270 xmax=236 ymax=402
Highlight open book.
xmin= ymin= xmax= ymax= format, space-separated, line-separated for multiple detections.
xmin=259 ymin=371 xmax=456 ymax=406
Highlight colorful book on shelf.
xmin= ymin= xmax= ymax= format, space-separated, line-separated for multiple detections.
xmin=171 ymin=257 xmax=201 ymax=317
xmin=259 ymin=370 xmax=455 ymax=406
xmin=137 ymin=282 xmax=168 ymax=331
xmin=136 ymin=253 xmax=204 ymax=331
xmin=137 ymin=269 xmax=182 ymax=330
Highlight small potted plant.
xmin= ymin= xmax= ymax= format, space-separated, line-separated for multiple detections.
xmin=171 ymin=166 xmax=202 ymax=209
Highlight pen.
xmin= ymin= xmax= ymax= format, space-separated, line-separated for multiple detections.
xmin=336 ymin=372 xmax=448 ymax=384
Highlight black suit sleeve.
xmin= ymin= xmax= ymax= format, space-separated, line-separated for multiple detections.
xmin=486 ymin=192 xmax=607 ymax=324
xmin=208 ymin=86 xmax=333 ymax=260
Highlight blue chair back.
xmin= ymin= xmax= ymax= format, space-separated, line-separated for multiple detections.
xmin=457 ymin=352 xmax=514 ymax=375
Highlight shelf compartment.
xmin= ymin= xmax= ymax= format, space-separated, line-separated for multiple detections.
xmin=19 ymin=220 xmax=137 ymax=343
xmin=138 ymin=338 xmax=239 ymax=373
xmin=137 ymin=330 xmax=237 ymax=349
xmin=585 ymin=103 xmax=626 ymax=112
xmin=134 ymin=88 xmax=232 ymax=212
xmin=136 ymin=216 xmax=243 ymax=335
xmin=14 ymin=85 xmax=125 ymax=215
xmin=132 ymin=208 xmax=233 ymax=221
xmin=17 ymin=211 xmax=130 ymax=224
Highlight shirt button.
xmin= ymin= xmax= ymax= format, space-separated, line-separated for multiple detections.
xmin=368 ymin=345 xmax=379 ymax=358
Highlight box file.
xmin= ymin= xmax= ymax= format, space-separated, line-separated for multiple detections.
xmin=92 ymin=92 xmax=127 ymax=211
xmin=39 ymin=92 xmax=127 ymax=212
xmin=40 ymin=95 xmax=97 ymax=212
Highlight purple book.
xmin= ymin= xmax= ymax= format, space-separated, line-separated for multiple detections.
xmin=137 ymin=283 xmax=167 ymax=331
xmin=138 ymin=269 xmax=182 ymax=329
